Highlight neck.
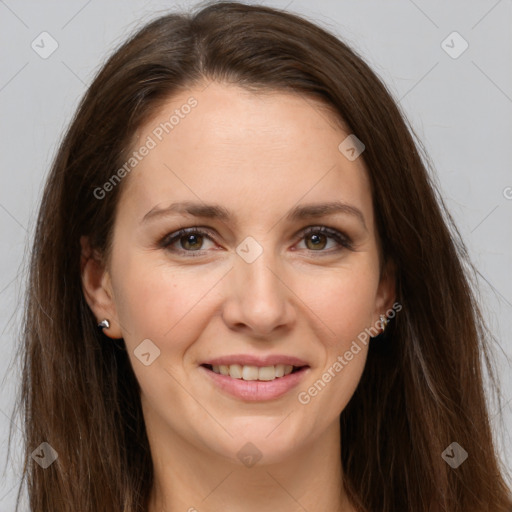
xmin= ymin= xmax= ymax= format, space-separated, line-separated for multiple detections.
xmin=145 ymin=415 xmax=354 ymax=512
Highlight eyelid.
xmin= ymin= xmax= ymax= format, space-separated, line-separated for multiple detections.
xmin=159 ymin=224 xmax=354 ymax=255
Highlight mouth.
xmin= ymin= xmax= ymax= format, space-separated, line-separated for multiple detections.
xmin=199 ymin=361 xmax=310 ymax=401
xmin=198 ymin=354 xmax=311 ymax=401
xmin=200 ymin=363 xmax=308 ymax=381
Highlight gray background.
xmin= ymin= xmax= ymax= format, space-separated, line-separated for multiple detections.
xmin=1 ymin=0 xmax=511 ymax=509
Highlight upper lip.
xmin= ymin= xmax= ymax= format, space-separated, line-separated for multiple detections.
xmin=201 ymin=354 xmax=309 ymax=367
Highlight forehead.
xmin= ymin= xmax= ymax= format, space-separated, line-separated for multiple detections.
xmin=118 ymin=82 xmax=373 ymax=227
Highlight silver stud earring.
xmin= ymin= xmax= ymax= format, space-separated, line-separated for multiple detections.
xmin=379 ymin=314 xmax=388 ymax=331
xmin=97 ymin=319 xmax=110 ymax=329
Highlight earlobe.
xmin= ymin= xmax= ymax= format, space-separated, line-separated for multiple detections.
xmin=80 ymin=236 xmax=123 ymax=339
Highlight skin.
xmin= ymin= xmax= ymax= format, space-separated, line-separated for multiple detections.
xmin=81 ymin=81 xmax=395 ymax=512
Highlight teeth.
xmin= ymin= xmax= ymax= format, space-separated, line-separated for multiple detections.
xmin=258 ymin=366 xmax=276 ymax=381
xmin=275 ymin=364 xmax=285 ymax=378
xmin=209 ymin=363 xmax=298 ymax=380
xmin=229 ymin=364 xmax=243 ymax=379
xmin=242 ymin=365 xmax=259 ymax=380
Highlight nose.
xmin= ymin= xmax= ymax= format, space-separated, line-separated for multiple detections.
xmin=221 ymin=248 xmax=296 ymax=338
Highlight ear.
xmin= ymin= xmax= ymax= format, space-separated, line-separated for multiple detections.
xmin=373 ymin=258 xmax=396 ymax=328
xmin=80 ymin=235 xmax=123 ymax=339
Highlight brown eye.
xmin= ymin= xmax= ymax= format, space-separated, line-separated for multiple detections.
xmin=160 ymin=228 xmax=216 ymax=256
xmin=180 ymin=233 xmax=205 ymax=251
xmin=298 ymin=226 xmax=353 ymax=253
xmin=305 ymin=232 xmax=328 ymax=250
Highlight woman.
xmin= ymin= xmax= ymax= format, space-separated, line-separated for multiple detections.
xmin=12 ymin=1 xmax=512 ymax=511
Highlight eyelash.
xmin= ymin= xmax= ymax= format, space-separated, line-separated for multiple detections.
xmin=158 ymin=225 xmax=353 ymax=258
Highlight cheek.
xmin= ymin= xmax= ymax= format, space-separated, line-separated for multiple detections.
xmin=300 ymin=263 xmax=380 ymax=345
xmin=110 ymin=258 xmax=221 ymax=408
xmin=294 ymin=276 xmax=373 ymax=418
xmin=111 ymin=251 xmax=228 ymax=350
xmin=292 ymin=262 xmax=377 ymax=411
xmin=297 ymin=343 xmax=368 ymax=424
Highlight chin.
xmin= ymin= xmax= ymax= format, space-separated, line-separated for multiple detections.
xmin=207 ymin=418 xmax=308 ymax=467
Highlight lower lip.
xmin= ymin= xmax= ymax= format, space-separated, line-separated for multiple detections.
xmin=199 ymin=365 xmax=310 ymax=401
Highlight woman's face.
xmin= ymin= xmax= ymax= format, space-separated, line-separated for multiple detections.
xmin=84 ymin=81 xmax=394 ymax=465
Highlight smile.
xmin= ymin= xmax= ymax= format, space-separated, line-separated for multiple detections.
xmin=202 ymin=363 xmax=303 ymax=381
xmin=199 ymin=363 xmax=310 ymax=401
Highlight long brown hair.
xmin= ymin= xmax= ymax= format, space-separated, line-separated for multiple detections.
xmin=10 ymin=1 xmax=511 ymax=510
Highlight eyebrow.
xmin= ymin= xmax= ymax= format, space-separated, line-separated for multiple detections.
xmin=141 ymin=200 xmax=367 ymax=230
